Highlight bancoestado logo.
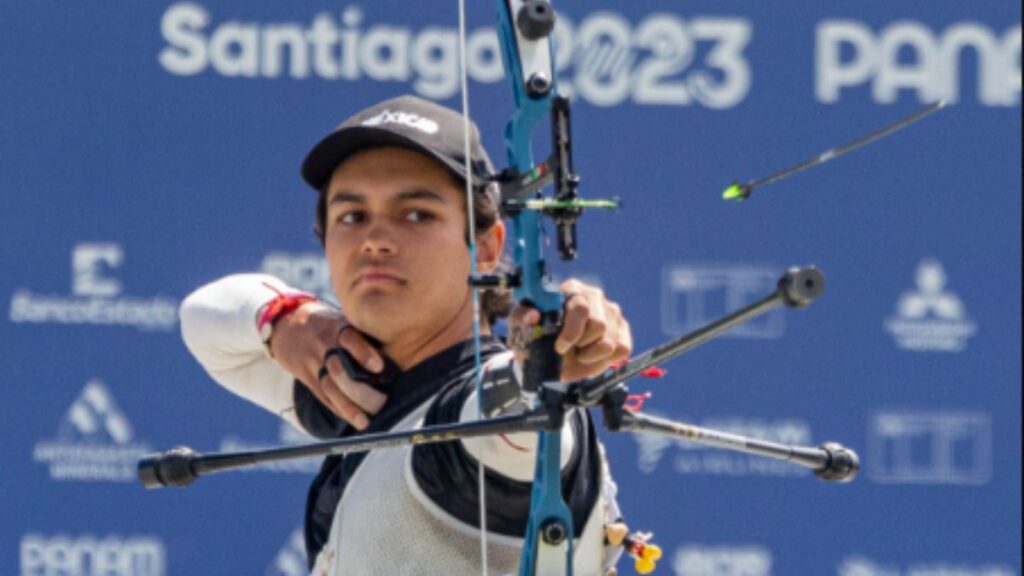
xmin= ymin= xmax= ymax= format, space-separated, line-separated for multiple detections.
xmin=8 ymin=242 xmax=178 ymax=331
xmin=33 ymin=379 xmax=154 ymax=482
xmin=21 ymin=533 xmax=165 ymax=576
xmin=839 ymin=555 xmax=1016 ymax=576
xmin=885 ymin=259 xmax=977 ymax=352
xmin=632 ymin=414 xmax=813 ymax=478
xmin=158 ymin=3 xmax=752 ymax=109
xmin=817 ymin=19 xmax=1021 ymax=106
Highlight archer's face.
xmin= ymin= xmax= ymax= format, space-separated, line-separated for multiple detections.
xmin=323 ymin=147 xmax=502 ymax=356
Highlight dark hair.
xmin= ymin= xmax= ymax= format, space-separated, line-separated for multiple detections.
xmin=313 ymin=178 xmax=514 ymax=327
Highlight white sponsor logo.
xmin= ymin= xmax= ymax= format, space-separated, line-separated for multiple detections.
xmin=9 ymin=242 xmax=179 ymax=331
xmin=361 ymin=109 xmax=439 ymax=134
xmin=159 ymin=3 xmax=752 ymax=108
xmin=868 ymin=411 xmax=991 ymax=485
xmin=673 ymin=544 xmax=773 ymax=576
xmin=817 ymin=20 xmax=1021 ymax=106
xmin=885 ymin=259 xmax=977 ymax=352
xmin=221 ymin=422 xmax=321 ymax=474
xmin=73 ymin=243 xmax=124 ymax=297
xmin=260 ymin=251 xmax=337 ymax=305
xmin=633 ymin=414 xmax=812 ymax=478
xmin=20 ymin=533 xmax=165 ymax=576
xmin=266 ymin=527 xmax=308 ymax=576
xmin=839 ymin=555 xmax=1017 ymax=576
xmin=33 ymin=380 xmax=154 ymax=482
xmin=662 ymin=265 xmax=784 ymax=339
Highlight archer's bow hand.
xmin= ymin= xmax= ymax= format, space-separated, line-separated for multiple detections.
xmin=510 ymin=278 xmax=633 ymax=382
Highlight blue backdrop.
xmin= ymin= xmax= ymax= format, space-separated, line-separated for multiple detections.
xmin=2 ymin=1 xmax=1020 ymax=575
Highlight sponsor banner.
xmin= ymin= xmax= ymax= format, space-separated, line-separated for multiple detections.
xmin=673 ymin=544 xmax=773 ymax=576
xmin=8 ymin=243 xmax=178 ymax=332
xmin=20 ymin=533 xmax=166 ymax=576
xmin=885 ymin=259 xmax=977 ymax=352
xmin=817 ymin=20 xmax=1021 ymax=106
xmin=32 ymin=379 xmax=153 ymax=482
xmin=158 ymin=3 xmax=753 ymax=108
xmin=0 ymin=1 xmax=1019 ymax=574
xmin=839 ymin=555 xmax=1017 ymax=576
xmin=867 ymin=411 xmax=992 ymax=485
xmin=661 ymin=265 xmax=785 ymax=340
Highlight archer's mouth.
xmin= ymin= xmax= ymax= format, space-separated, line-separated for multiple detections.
xmin=358 ymin=274 xmax=404 ymax=286
xmin=353 ymin=269 xmax=407 ymax=288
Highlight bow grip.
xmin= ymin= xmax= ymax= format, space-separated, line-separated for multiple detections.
xmin=520 ymin=313 xmax=562 ymax=395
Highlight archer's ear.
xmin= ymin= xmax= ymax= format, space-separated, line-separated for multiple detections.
xmin=476 ymin=221 xmax=506 ymax=273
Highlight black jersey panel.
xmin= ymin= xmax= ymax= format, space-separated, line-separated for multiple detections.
xmin=410 ymin=378 xmax=600 ymax=539
xmin=299 ymin=337 xmax=508 ymax=568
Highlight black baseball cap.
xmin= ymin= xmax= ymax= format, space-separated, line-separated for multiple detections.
xmin=301 ymin=95 xmax=496 ymax=194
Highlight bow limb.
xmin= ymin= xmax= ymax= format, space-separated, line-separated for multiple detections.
xmin=462 ymin=1 xmax=596 ymax=574
xmin=496 ymin=2 xmax=575 ymax=575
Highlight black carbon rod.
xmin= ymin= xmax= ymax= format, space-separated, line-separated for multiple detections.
xmin=573 ymin=266 xmax=825 ymax=407
xmin=139 ymin=410 xmax=549 ymax=489
xmin=622 ymin=411 xmax=859 ymax=482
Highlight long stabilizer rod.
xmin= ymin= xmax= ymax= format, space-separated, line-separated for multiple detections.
xmin=572 ymin=266 xmax=825 ymax=407
xmin=139 ymin=410 xmax=548 ymax=488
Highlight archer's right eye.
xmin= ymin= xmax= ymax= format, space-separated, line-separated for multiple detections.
xmin=336 ymin=211 xmax=366 ymax=225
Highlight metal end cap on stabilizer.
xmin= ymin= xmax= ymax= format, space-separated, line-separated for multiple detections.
xmin=138 ymin=446 xmax=200 ymax=489
xmin=779 ymin=267 xmax=825 ymax=308
xmin=814 ymin=442 xmax=860 ymax=482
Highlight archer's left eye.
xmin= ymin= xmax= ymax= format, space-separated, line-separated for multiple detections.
xmin=405 ymin=209 xmax=436 ymax=223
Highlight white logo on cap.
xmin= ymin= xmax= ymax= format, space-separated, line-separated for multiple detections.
xmin=362 ymin=110 xmax=439 ymax=134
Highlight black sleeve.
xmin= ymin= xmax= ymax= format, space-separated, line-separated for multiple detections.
xmin=410 ymin=371 xmax=600 ymax=538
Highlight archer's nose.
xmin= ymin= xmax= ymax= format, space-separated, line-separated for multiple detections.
xmin=360 ymin=221 xmax=399 ymax=256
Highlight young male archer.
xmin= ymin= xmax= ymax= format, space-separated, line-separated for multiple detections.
xmin=181 ymin=95 xmax=633 ymax=575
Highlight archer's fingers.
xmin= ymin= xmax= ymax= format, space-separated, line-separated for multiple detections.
xmin=509 ymin=306 xmax=541 ymax=328
xmin=299 ymin=377 xmax=333 ymax=412
xmin=300 ymin=375 xmax=358 ymax=428
xmin=616 ymin=313 xmax=633 ymax=359
xmin=337 ymin=326 xmax=384 ymax=374
xmin=323 ymin=353 xmax=387 ymax=415
xmin=578 ymin=302 xmax=631 ymax=362
xmin=316 ymin=371 xmax=371 ymax=431
xmin=557 ymin=292 xmax=608 ymax=354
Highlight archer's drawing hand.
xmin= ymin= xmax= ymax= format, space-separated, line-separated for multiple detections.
xmin=270 ymin=302 xmax=386 ymax=430
xmin=509 ymin=279 xmax=633 ymax=382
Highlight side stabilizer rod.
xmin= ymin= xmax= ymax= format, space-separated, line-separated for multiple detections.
xmin=619 ymin=410 xmax=859 ymax=482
